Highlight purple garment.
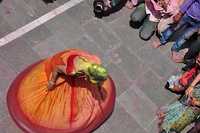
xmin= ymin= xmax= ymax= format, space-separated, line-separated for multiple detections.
xmin=180 ymin=0 xmax=200 ymax=22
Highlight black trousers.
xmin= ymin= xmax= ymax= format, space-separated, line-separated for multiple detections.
xmin=182 ymin=34 xmax=200 ymax=71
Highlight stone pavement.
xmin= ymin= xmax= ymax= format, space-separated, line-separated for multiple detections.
xmin=0 ymin=0 xmax=194 ymax=132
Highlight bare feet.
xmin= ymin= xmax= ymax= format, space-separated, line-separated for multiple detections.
xmin=177 ymin=57 xmax=183 ymax=63
xmin=125 ymin=1 xmax=133 ymax=9
xmin=152 ymin=41 xmax=162 ymax=49
xmin=156 ymin=108 xmax=163 ymax=117
xmin=172 ymin=51 xmax=182 ymax=63
xmin=182 ymin=48 xmax=188 ymax=56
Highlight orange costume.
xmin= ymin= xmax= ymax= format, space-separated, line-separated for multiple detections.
xmin=7 ymin=49 xmax=116 ymax=133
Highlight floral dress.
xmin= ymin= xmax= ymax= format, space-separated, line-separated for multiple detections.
xmin=157 ymin=84 xmax=200 ymax=132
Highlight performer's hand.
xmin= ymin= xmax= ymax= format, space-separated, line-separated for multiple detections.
xmin=173 ymin=11 xmax=182 ymax=22
xmin=46 ymin=82 xmax=54 ymax=91
xmin=185 ymin=86 xmax=194 ymax=98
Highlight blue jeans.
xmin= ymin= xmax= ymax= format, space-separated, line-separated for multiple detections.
xmin=159 ymin=13 xmax=200 ymax=52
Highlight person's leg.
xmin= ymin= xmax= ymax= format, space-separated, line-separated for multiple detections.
xmin=183 ymin=35 xmax=200 ymax=64
xmin=152 ymin=13 xmax=190 ymax=50
xmin=130 ymin=3 xmax=146 ymax=22
xmin=171 ymin=25 xmax=199 ymax=63
xmin=152 ymin=25 xmax=176 ymax=49
xmin=139 ymin=15 xmax=158 ymax=40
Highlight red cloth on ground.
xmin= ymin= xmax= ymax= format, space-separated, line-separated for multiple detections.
xmin=179 ymin=65 xmax=198 ymax=86
xmin=7 ymin=50 xmax=116 ymax=133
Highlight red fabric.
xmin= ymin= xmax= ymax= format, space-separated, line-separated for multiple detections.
xmin=179 ymin=66 xmax=198 ymax=86
xmin=65 ymin=51 xmax=101 ymax=75
xmin=7 ymin=50 xmax=115 ymax=133
xmin=66 ymin=54 xmax=78 ymax=74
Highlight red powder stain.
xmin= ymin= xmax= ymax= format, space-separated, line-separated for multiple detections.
xmin=33 ymin=40 xmax=41 ymax=45
xmin=143 ymin=127 xmax=147 ymax=132
xmin=5 ymin=10 xmax=11 ymax=14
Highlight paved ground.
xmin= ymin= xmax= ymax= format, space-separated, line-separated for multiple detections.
xmin=0 ymin=0 xmax=195 ymax=132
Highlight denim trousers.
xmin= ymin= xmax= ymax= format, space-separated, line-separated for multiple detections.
xmin=159 ymin=13 xmax=200 ymax=52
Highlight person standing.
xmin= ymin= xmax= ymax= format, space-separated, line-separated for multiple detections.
xmin=152 ymin=0 xmax=200 ymax=63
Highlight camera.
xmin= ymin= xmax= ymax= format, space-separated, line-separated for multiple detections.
xmin=93 ymin=0 xmax=105 ymax=13
xmin=93 ymin=0 xmax=121 ymax=13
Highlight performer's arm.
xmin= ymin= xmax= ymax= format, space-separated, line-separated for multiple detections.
xmin=46 ymin=65 xmax=67 ymax=91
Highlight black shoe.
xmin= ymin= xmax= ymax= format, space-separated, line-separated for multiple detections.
xmin=165 ymin=82 xmax=170 ymax=90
